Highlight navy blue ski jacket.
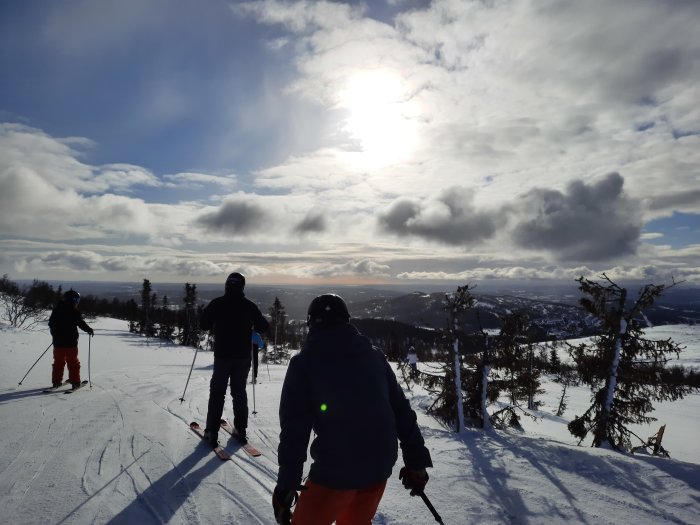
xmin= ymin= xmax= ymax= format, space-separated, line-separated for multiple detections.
xmin=199 ymin=290 xmax=269 ymax=359
xmin=49 ymin=300 xmax=92 ymax=347
xmin=277 ymin=322 xmax=432 ymax=491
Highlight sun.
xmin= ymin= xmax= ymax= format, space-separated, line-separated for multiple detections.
xmin=337 ymin=69 xmax=419 ymax=167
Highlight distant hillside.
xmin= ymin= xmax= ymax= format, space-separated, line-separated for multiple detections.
xmin=19 ymin=279 xmax=699 ymax=338
xmin=350 ymin=288 xmax=700 ymax=340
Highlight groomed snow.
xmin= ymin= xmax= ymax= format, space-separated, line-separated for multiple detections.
xmin=1 ymin=316 xmax=699 ymax=525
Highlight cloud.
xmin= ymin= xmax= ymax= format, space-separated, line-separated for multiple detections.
xmin=195 ymin=199 xmax=269 ymax=236
xmin=379 ymin=186 xmax=502 ymax=245
xmin=294 ymin=212 xmax=326 ymax=234
xmin=646 ymin=188 xmax=700 ymax=212
xmin=236 ymin=1 xmax=364 ymax=34
xmin=509 ymin=173 xmax=642 ymax=262
xmin=396 ymin=267 xmax=576 ymax=282
xmin=27 ymin=249 xmax=261 ymax=278
xmin=163 ymin=172 xmax=238 ymax=190
xmin=90 ymin=164 xmax=161 ymax=194
xmin=289 ymin=258 xmax=391 ymax=278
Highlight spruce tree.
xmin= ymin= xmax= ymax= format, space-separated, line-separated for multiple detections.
xmin=267 ymin=297 xmax=289 ymax=362
xmin=488 ymin=311 xmax=544 ymax=427
xmin=139 ymin=279 xmax=153 ymax=336
xmin=415 ymin=285 xmax=482 ymax=431
xmin=567 ymin=274 xmax=692 ymax=450
xmin=180 ymin=283 xmax=201 ymax=348
xmin=158 ymin=295 xmax=176 ymax=342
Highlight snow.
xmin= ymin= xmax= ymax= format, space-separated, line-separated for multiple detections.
xmin=1 ymin=316 xmax=699 ymax=525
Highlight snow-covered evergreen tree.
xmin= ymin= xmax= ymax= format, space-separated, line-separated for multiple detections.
xmin=567 ymin=274 xmax=692 ymax=450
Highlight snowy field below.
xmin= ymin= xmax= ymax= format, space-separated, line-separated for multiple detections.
xmin=1 ymin=316 xmax=699 ymax=525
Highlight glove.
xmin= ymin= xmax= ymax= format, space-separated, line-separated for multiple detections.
xmin=272 ymin=486 xmax=297 ymax=525
xmin=399 ymin=466 xmax=429 ymax=496
xmin=88 ymin=328 xmax=95 ymax=336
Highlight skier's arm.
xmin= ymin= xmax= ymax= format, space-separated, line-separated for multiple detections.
xmin=385 ymin=360 xmax=433 ymax=469
xmin=48 ymin=310 xmax=56 ymax=336
xmin=277 ymin=356 xmax=313 ymax=491
xmin=199 ymin=301 xmax=213 ymax=331
xmin=78 ymin=319 xmax=94 ymax=336
xmin=74 ymin=311 xmax=94 ymax=336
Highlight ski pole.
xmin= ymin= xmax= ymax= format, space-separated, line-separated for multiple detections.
xmin=88 ymin=334 xmax=92 ymax=389
xmin=180 ymin=345 xmax=200 ymax=403
xmin=251 ymin=340 xmax=257 ymax=415
xmin=18 ymin=342 xmax=53 ymax=385
xmin=419 ymin=491 xmax=444 ymax=524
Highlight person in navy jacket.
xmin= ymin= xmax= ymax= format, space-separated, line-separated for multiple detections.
xmin=273 ymin=294 xmax=432 ymax=525
xmin=199 ymin=273 xmax=269 ymax=447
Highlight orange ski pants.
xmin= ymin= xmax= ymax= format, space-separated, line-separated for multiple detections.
xmin=52 ymin=346 xmax=80 ymax=384
xmin=291 ymin=478 xmax=387 ymax=525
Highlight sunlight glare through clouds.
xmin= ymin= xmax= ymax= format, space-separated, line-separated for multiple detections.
xmin=337 ymin=69 xmax=419 ymax=168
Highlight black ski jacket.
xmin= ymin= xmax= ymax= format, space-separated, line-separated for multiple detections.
xmin=49 ymin=300 xmax=92 ymax=347
xmin=199 ymin=290 xmax=269 ymax=359
xmin=277 ymin=322 xmax=432 ymax=491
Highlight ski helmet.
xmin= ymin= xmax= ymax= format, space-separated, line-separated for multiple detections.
xmin=306 ymin=294 xmax=350 ymax=327
xmin=225 ymin=272 xmax=245 ymax=293
xmin=64 ymin=290 xmax=81 ymax=304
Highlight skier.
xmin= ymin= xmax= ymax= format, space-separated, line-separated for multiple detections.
xmin=48 ymin=290 xmax=94 ymax=389
xmin=272 ymin=294 xmax=433 ymax=525
xmin=407 ymin=345 xmax=418 ymax=377
xmin=199 ymin=272 xmax=269 ymax=447
xmin=251 ymin=330 xmax=266 ymax=384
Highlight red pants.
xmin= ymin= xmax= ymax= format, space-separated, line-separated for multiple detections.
xmin=291 ymin=479 xmax=387 ymax=525
xmin=52 ymin=347 xmax=80 ymax=384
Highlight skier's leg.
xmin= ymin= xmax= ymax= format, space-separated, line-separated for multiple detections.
xmin=335 ymin=479 xmax=387 ymax=525
xmin=52 ymin=347 xmax=67 ymax=385
xmin=205 ymin=358 xmax=232 ymax=432
xmin=229 ymin=358 xmax=251 ymax=433
xmin=291 ymin=480 xmax=354 ymax=525
xmin=253 ymin=348 xmax=259 ymax=382
xmin=65 ymin=347 xmax=81 ymax=384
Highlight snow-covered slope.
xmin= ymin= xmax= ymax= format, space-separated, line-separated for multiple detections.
xmin=1 ymin=316 xmax=699 ymax=525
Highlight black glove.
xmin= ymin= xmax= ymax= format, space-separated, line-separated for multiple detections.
xmin=399 ymin=466 xmax=429 ymax=496
xmin=88 ymin=328 xmax=95 ymax=337
xmin=272 ymin=486 xmax=297 ymax=525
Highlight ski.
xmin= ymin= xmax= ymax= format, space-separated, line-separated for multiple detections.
xmin=43 ymin=380 xmax=71 ymax=393
xmin=64 ymin=380 xmax=89 ymax=394
xmin=189 ymin=422 xmax=231 ymax=461
xmin=220 ymin=419 xmax=262 ymax=457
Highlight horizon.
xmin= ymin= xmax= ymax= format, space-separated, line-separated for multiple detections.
xmin=10 ymin=275 xmax=700 ymax=302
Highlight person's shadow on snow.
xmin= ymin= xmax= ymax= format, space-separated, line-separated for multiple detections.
xmin=0 ymin=385 xmax=73 ymax=403
xmin=56 ymin=443 xmax=226 ymax=525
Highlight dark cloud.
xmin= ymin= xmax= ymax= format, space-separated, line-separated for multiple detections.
xmin=646 ymin=189 xmax=700 ymax=211
xmin=510 ymin=172 xmax=641 ymax=261
xmin=41 ymin=251 xmax=100 ymax=271
xmin=378 ymin=186 xmax=501 ymax=245
xmin=294 ymin=212 xmax=326 ymax=234
xmin=195 ymin=200 xmax=267 ymax=235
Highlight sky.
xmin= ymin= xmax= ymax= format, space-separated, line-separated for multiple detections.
xmin=1 ymin=0 xmax=699 ymax=287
